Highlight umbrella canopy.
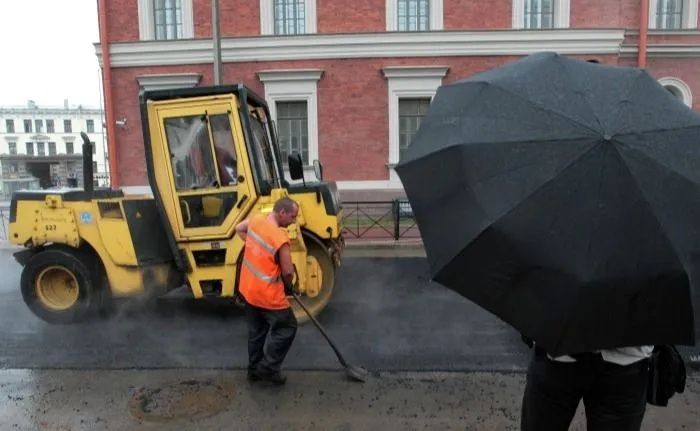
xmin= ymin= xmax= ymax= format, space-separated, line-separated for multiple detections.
xmin=395 ymin=52 xmax=700 ymax=357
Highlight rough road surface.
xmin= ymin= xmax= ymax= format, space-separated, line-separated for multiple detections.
xmin=1 ymin=369 xmax=699 ymax=430
xmin=0 ymin=249 xmax=699 ymax=430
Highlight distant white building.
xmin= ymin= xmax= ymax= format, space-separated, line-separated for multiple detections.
xmin=0 ymin=100 xmax=109 ymax=199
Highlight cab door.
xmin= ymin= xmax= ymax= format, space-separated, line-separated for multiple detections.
xmin=147 ymin=98 xmax=257 ymax=241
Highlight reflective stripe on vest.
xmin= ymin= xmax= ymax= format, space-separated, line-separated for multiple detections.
xmin=243 ymin=223 xmax=283 ymax=286
xmin=247 ymin=228 xmax=275 ymax=255
xmin=242 ymin=258 xmax=281 ymax=283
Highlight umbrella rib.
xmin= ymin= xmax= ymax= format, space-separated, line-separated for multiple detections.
xmin=615 ymin=124 xmax=700 ymax=137
xmin=486 ymin=81 xmax=601 ymax=136
xmin=557 ymin=56 xmax=605 ymax=134
xmin=610 ymin=143 xmax=689 ymax=263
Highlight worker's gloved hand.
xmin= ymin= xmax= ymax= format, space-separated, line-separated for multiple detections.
xmin=284 ymin=280 xmax=300 ymax=296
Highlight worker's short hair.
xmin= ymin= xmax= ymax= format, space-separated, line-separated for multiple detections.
xmin=273 ymin=197 xmax=298 ymax=213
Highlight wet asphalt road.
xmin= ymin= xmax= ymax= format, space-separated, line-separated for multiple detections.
xmin=0 ymin=250 xmax=698 ymax=372
xmin=0 ymin=251 xmax=529 ymax=372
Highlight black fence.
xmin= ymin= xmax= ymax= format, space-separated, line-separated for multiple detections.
xmin=341 ymin=199 xmax=421 ymax=240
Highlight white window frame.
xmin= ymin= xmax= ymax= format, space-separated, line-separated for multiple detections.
xmin=382 ymin=66 xmax=448 ymax=188
xmin=649 ymin=0 xmax=698 ymax=29
xmin=658 ymin=77 xmax=693 ymax=107
xmin=257 ymin=69 xmax=323 ymax=178
xmin=512 ymin=0 xmax=570 ymax=28
xmin=138 ymin=0 xmax=195 ymax=40
xmin=260 ymin=0 xmax=317 ymax=35
xmin=386 ymin=0 xmax=443 ymax=31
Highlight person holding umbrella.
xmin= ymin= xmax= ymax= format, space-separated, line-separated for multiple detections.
xmin=521 ymin=342 xmax=653 ymax=430
xmin=395 ymin=52 xmax=698 ymax=430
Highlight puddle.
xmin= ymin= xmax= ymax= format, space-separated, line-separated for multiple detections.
xmin=129 ymin=378 xmax=236 ymax=423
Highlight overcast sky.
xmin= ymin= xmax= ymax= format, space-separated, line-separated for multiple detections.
xmin=0 ymin=0 xmax=102 ymax=108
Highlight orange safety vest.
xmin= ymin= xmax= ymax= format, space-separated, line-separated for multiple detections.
xmin=238 ymin=214 xmax=291 ymax=310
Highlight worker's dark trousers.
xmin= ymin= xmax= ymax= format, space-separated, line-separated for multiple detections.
xmin=245 ymin=302 xmax=298 ymax=374
xmin=521 ymin=348 xmax=649 ymax=431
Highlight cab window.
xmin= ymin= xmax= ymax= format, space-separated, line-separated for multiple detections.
xmin=164 ymin=115 xmax=217 ymax=191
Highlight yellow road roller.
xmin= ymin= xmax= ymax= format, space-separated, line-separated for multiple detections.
xmin=7 ymin=84 xmax=345 ymax=324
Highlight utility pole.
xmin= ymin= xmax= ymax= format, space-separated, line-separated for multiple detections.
xmin=212 ymin=0 xmax=223 ymax=85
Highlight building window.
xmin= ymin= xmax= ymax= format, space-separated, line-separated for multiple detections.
xmin=649 ymin=0 xmax=698 ymax=28
xmin=154 ymin=0 xmax=183 ymax=40
xmin=387 ymin=0 xmax=443 ymax=31
xmin=382 ymin=65 xmax=449 ymax=188
xmin=257 ymin=69 xmax=322 ymax=176
xmin=138 ymin=0 xmax=193 ymax=40
xmin=397 ymin=0 xmax=430 ymax=31
xmin=5 ymin=119 xmax=14 ymax=133
xmin=91 ymin=141 xmax=96 ymax=154
xmin=26 ymin=142 xmax=34 ymax=155
xmin=261 ymin=0 xmax=316 ymax=35
xmin=86 ymin=120 xmax=95 ymax=133
xmin=8 ymin=142 xmax=17 ymax=155
xmin=35 ymin=120 xmax=43 ymax=134
xmin=9 ymin=163 xmax=18 ymax=173
xmin=46 ymin=120 xmax=55 ymax=133
xmin=274 ymin=0 xmax=306 ymax=34
xmin=48 ymin=142 xmax=57 ymax=155
xmin=64 ymin=119 xmax=72 ymax=133
xmin=66 ymin=142 xmax=74 ymax=154
xmin=37 ymin=142 xmax=45 ymax=156
xmin=658 ymin=77 xmax=693 ymax=107
xmin=398 ymin=98 xmax=431 ymax=162
xmin=24 ymin=120 xmax=32 ymax=133
xmin=93 ymin=161 xmax=98 ymax=174
xmin=657 ymin=0 xmax=683 ymax=28
xmin=276 ymin=101 xmax=309 ymax=164
xmin=523 ymin=0 xmax=554 ymax=28
xmin=513 ymin=0 xmax=569 ymax=28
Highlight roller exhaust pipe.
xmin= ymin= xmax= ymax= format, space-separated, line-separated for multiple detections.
xmin=80 ymin=132 xmax=94 ymax=196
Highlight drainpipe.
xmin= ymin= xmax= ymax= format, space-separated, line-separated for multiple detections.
xmin=639 ymin=0 xmax=649 ymax=68
xmin=98 ymin=0 xmax=119 ymax=188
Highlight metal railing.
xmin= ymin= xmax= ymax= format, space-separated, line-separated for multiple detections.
xmin=341 ymin=199 xmax=421 ymax=241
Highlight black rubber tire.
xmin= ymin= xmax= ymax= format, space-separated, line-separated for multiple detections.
xmin=20 ymin=247 xmax=99 ymax=324
xmin=292 ymin=240 xmax=336 ymax=323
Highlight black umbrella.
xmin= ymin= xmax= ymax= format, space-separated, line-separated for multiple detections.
xmin=395 ymin=52 xmax=700 ymax=357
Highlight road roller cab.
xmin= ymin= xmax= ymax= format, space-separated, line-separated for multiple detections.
xmin=7 ymin=84 xmax=345 ymax=324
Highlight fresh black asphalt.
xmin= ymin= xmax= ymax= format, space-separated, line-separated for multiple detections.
xmin=0 ymin=252 xmax=698 ymax=372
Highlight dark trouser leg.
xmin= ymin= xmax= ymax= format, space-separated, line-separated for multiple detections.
xmin=245 ymin=303 xmax=269 ymax=371
xmin=583 ymin=359 xmax=649 ymax=431
xmin=259 ymin=307 xmax=298 ymax=374
xmin=521 ymin=350 xmax=587 ymax=431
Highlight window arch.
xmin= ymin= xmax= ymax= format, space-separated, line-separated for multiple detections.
xmin=657 ymin=77 xmax=693 ymax=107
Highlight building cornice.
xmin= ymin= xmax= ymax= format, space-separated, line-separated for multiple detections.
xmin=620 ymin=44 xmax=700 ymax=57
xmin=257 ymin=69 xmax=324 ymax=83
xmin=0 ymin=108 xmax=103 ymax=115
xmin=94 ymin=29 xmax=627 ymax=68
xmin=382 ymin=66 xmax=450 ymax=79
xmin=136 ymin=73 xmax=203 ymax=91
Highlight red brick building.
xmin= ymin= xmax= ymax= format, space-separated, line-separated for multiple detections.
xmin=95 ymin=0 xmax=700 ymax=198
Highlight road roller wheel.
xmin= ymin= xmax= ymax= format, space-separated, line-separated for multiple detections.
xmin=20 ymin=247 xmax=98 ymax=324
xmin=292 ymin=241 xmax=336 ymax=324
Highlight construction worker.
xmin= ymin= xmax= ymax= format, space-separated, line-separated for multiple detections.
xmin=235 ymin=197 xmax=300 ymax=385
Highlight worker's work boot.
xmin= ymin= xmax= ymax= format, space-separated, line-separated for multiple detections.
xmin=250 ymin=367 xmax=287 ymax=386
xmin=247 ymin=368 xmax=260 ymax=382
